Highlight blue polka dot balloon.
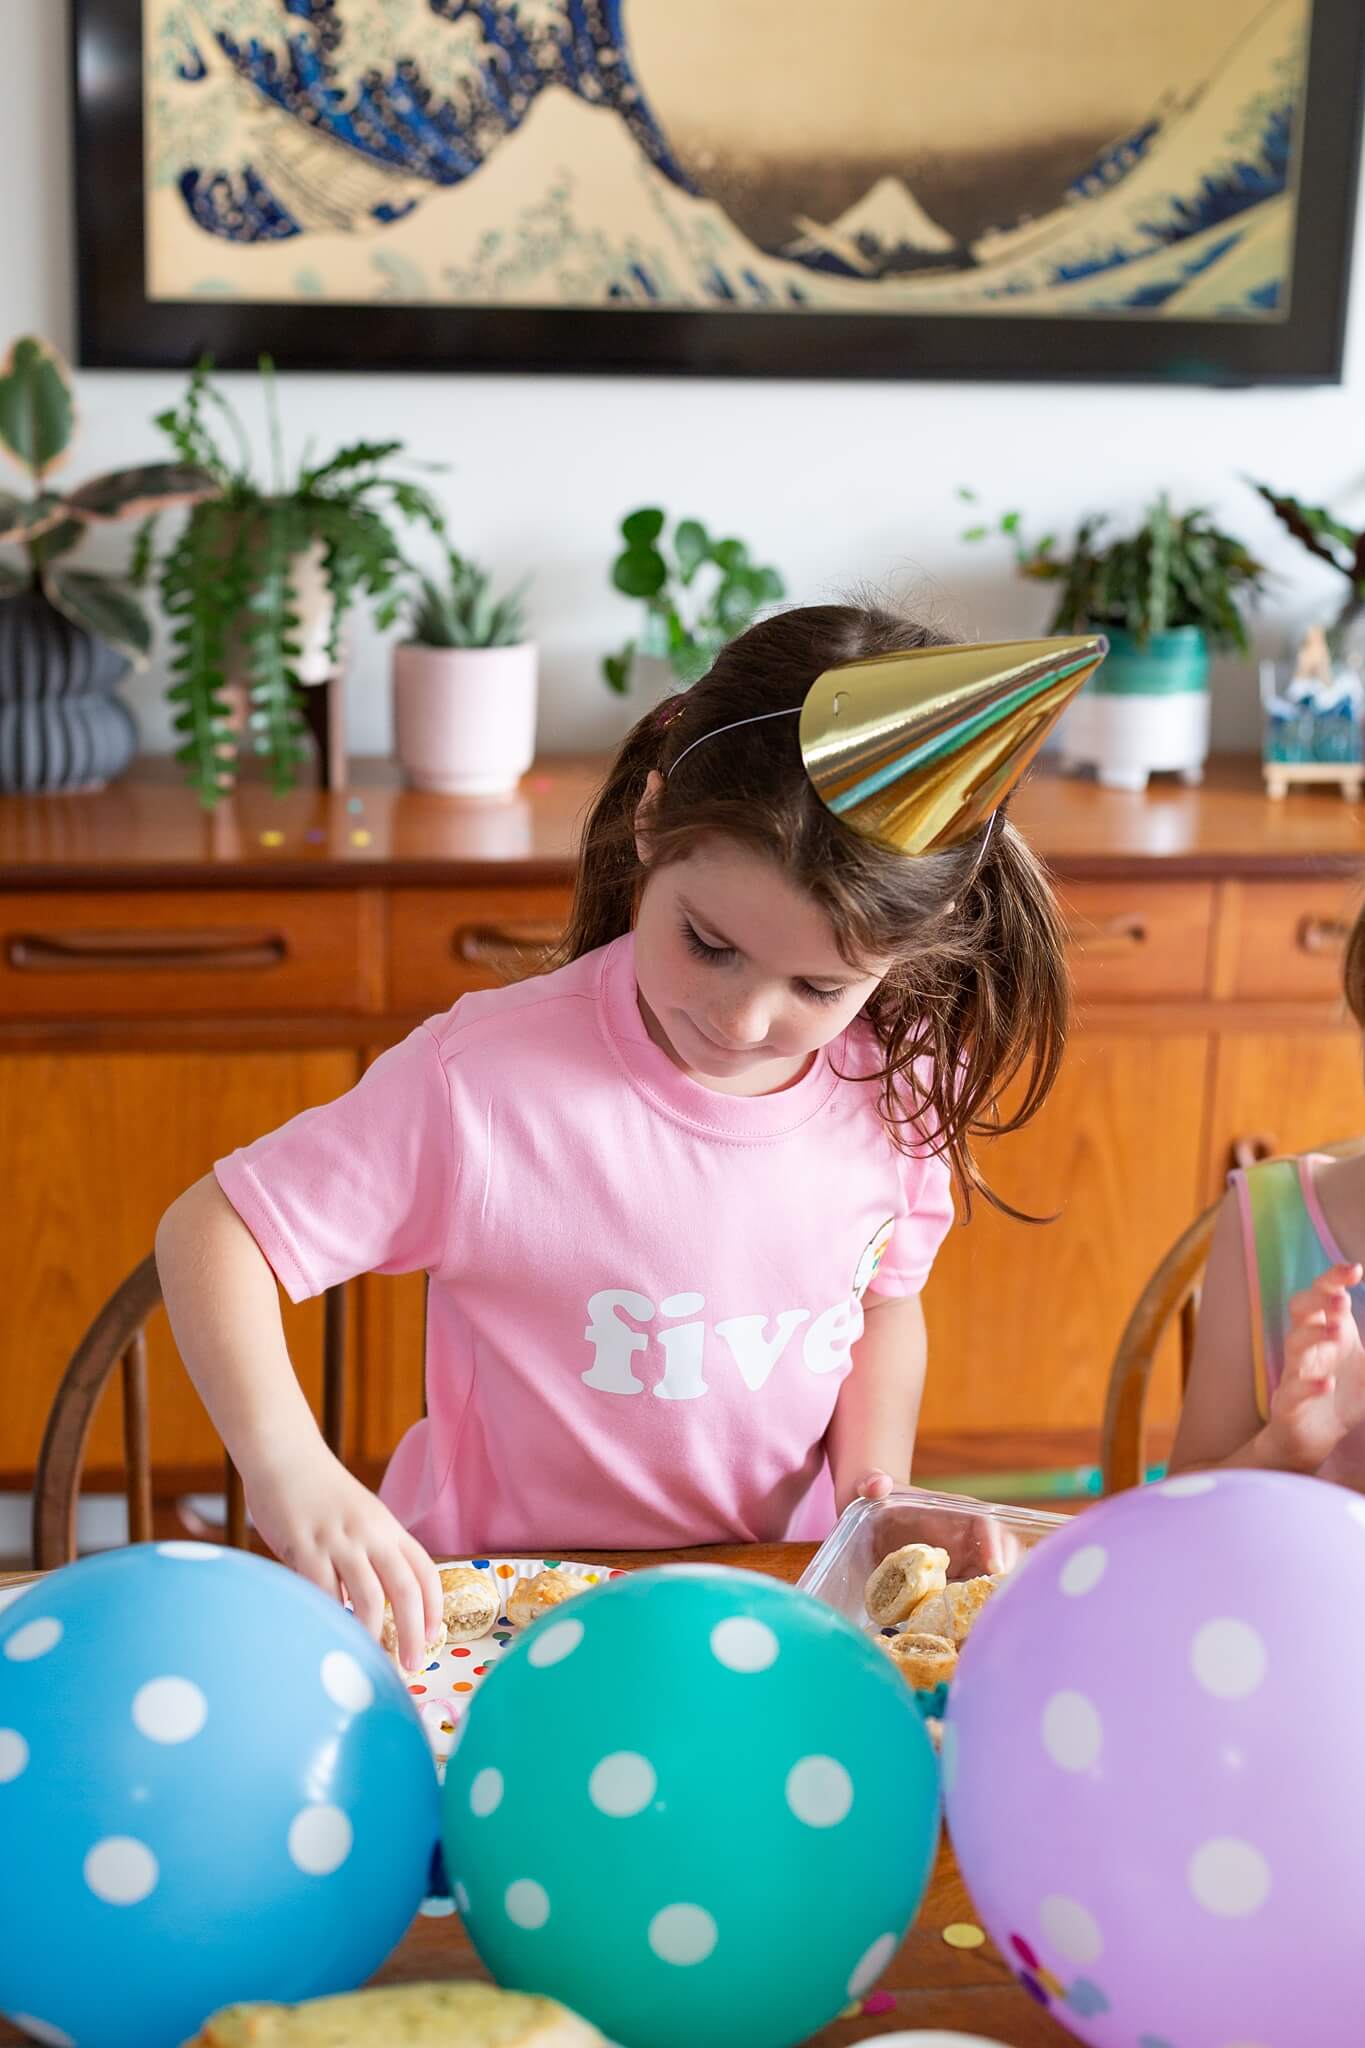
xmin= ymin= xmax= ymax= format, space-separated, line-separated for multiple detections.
xmin=442 ymin=1566 xmax=939 ymax=2048
xmin=0 ymin=1543 xmax=438 ymax=2048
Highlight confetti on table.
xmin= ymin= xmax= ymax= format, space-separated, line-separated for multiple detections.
xmin=350 ymin=829 xmax=372 ymax=847
xmin=943 ymin=1921 xmax=987 ymax=1950
xmin=860 ymin=1990 xmax=896 ymax=2015
xmin=530 ymin=775 xmax=554 ymax=793
xmin=305 ymin=827 xmax=324 ymax=844
xmin=259 ymin=829 xmax=284 ymax=847
xmin=347 ymin=797 xmax=364 ymax=814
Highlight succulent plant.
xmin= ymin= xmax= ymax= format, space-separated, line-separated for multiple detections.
xmin=404 ymin=547 xmax=529 ymax=648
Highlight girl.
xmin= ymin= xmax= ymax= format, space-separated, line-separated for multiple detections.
xmin=156 ymin=603 xmax=1073 ymax=1668
xmin=1171 ymin=901 xmax=1365 ymax=1483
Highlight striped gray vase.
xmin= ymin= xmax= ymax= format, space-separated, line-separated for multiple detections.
xmin=0 ymin=589 xmax=138 ymax=793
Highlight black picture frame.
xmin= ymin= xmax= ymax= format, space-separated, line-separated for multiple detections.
xmin=73 ymin=0 xmax=1365 ymax=385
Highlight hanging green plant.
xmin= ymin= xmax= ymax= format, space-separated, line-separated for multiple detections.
xmin=148 ymin=358 xmax=446 ymax=805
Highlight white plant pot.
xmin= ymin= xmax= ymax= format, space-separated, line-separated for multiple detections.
xmin=393 ymin=642 xmax=539 ymax=797
xmin=1059 ymin=689 xmax=1211 ymax=794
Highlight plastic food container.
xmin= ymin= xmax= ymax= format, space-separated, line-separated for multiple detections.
xmin=797 ymin=1484 xmax=1068 ymax=1630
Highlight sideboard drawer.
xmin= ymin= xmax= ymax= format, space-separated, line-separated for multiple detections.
xmin=1220 ymin=878 xmax=1365 ymax=1003
xmin=388 ymin=887 xmax=573 ymax=1011
xmin=0 ymin=891 xmax=378 ymax=1018
xmin=1060 ymin=881 xmax=1216 ymax=1001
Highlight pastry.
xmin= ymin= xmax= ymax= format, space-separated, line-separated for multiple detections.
xmin=876 ymin=1629 xmax=958 ymax=1690
xmin=184 ymin=1981 xmax=606 ymax=2045
xmin=863 ymin=1543 xmax=950 ymax=1625
xmin=380 ymin=1613 xmax=448 ymax=1671
xmin=381 ymin=1564 xmax=498 ymax=1668
xmin=907 ymin=1573 xmax=999 ymax=1645
xmin=507 ymin=1568 xmax=589 ymax=1629
xmin=437 ymin=1564 xmax=501 ymax=1644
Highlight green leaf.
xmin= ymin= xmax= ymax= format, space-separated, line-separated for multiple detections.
xmin=752 ymin=566 xmax=785 ymax=603
xmin=639 ymin=606 xmax=674 ymax=658
xmin=0 ymin=337 xmax=75 ymax=480
xmin=716 ymin=575 xmax=759 ymax=629
xmin=45 ymin=570 xmax=152 ymax=663
xmin=674 ymin=519 xmax=710 ymax=580
xmin=671 ymin=640 xmax=716 ymax=686
xmin=956 ymin=486 xmax=978 ymax=502
xmin=621 ymin=507 xmax=665 ymax=547
xmin=0 ymin=491 xmax=65 ymax=546
xmin=1000 ymin=511 xmax=1021 ymax=535
xmin=28 ymin=518 xmax=86 ymax=567
xmin=612 ymin=545 xmax=668 ymax=599
xmin=59 ymin=463 xmax=219 ymax=524
xmin=710 ymin=537 xmax=748 ymax=573
xmin=602 ymin=643 xmax=634 ymax=693
xmin=961 ymin=524 xmax=989 ymax=543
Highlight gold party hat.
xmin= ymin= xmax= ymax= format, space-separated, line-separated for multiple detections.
xmin=799 ymin=636 xmax=1107 ymax=854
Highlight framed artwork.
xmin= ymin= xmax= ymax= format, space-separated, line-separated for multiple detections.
xmin=74 ymin=0 xmax=1365 ymax=383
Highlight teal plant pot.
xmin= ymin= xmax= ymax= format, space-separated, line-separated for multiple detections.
xmin=1061 ymin=625 xmax=1211 ymax=792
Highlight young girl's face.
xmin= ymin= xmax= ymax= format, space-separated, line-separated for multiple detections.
xmin=633 ymin=793 xmax=892 ymax=1092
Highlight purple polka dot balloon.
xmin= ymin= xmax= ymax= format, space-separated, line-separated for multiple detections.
xmin=944 ymin=1470 xmax=1365 ymax=2048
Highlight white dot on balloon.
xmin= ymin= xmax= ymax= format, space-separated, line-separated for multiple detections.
xmin=470 ymin=1767 xmax=504 ymax=1818
xmin=710 ymin=1617 xmax=779 ymax=1673
xmin=528 ymin=1618 xmax=584 ymax=1668
xmin=1060 ymin=1545 xmax=1108 ymax=1597
xmin=1039 ymin=1893 xmax=1104 ymax=1966
xmin=4 ymin=1618 xmax=62 ymax=1663
xmin=420 ymin=1895 xmax=456 ymax=1918
xmin=1188 ymin=1837 xmax=1271 ymax=1918
xmin=454 ymin=1880 xmax=471 ymax=1915
xmin=84 ymin=1836 xmax=158 ymax=1906
xmin=785 ymin=1755 xmax=854 ymax=1829
xmin=1191 ymin=1619 xmax=1267 ymax=1701
xmin=1042 ymin=1690 xmax=1103 ymax=1773
xmin=939 ymin=1720 xmax=959 ymax=1795
xmin=155 ymin=1542 xmax=222 ymax=1559
xmin=505 ymin=1879 xmax=551 ymax=1929
xmin=1159 ymin=1474 xmax=1217 ymax=1498
xmin=0 ymin=1730 xmax=29 ymax=1783
xmin=648 ymin=1903 xmax=718 ymax=1966
xmin=288 ymin=1805 xmax=353 ymax=1877
xmin=589 ymin=1751 xmax=657 ymax=1817
xmin=321 ymin=1650 xmax=373 ymax=1714
xmin=5 ymin=2018 xmax=76 ymax=2048
xmin=1347 ymin=1500 xmax=1365 ymax=1529
xmin=132 ymin=1676 xmax=207 ymax=1745
xmin=848 ymin=1931 xmax=897 ymax=1998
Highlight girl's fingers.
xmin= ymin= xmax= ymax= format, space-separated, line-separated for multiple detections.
xmin=402 ymin=1538 xmax=445 ymax=1645
xmin=857 ymin=1469 xmax=895 ymax=1501
xmin=376 ymin=1548 xmax=430 ymax=1672
xmin=339 ymin=1550 xmax=387 ymax=1644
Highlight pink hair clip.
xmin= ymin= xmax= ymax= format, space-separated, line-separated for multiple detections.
xmin=653 ymin=694 xmax=687 ymax=731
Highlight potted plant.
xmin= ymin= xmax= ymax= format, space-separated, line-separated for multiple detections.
xmin=148 ymin=359 xmax=446 ymax=805
xmin=603 ymin=509 xmax=785 ymax=702
xmin=0 ymin=336 xmax=215 ymax=793
xmin=1249 ymin=477 xmax=1365 ymax=669
xmin=962 ymin=491 xmax=1265 ymax=791
xmin=393 ymin=547 xmax=535 ymax=797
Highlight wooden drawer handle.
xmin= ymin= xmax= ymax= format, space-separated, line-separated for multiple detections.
xmin=451 ymin=922 xmax=562 ymax=971
xmin=7 ymin=929 xmax=289 ymax=973
xmin=1231 ymin=1132 xmax=1279 ymax=1172
xmin=1297 ymin=915 xmax=1351 ymax=956
xmin=1065 ymin=913 xmax=1148 ymax=954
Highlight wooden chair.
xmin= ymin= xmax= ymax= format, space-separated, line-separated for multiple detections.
xmin=1101 ymin=1136 xmax=1365 ymax=1494
xmin=32 ymin=1254 xmax=348 ymax=1570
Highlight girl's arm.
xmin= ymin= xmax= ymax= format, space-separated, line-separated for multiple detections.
xmin=1170 ymin=1191 xmax=1329 ymax=1476
xmin=155 ymin=1174 xmax=444 ymax=1667
xmin=825 ymin=1291 xmax=927 ymax=1512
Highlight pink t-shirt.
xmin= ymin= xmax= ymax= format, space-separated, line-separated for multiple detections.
xmin=214 ymin=933 xmax=953 ymax=1553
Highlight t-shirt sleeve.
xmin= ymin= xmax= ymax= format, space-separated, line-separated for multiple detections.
xmin=866 ymin=1133 xmax=955 ymax=1299
xmin=214 ymin=1023 xmax=454 ymax=1304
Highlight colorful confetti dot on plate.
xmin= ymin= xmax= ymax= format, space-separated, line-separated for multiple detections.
xmin=942 ymin=1922 xmax=986 ymax=1950
xmin=453 ymin=1681 xmax=473 ymax=1694
xmin=473 ymin=1665 xmax=488 ymax=1677
xmin=496 ymin=1565 xmax=515 ymax=1579
xmin=259 ymin=830 xmax=284 ymax=847
xmin=453 ymin=1647 xmax=471 ymax=1660
xmin=471 ymin=1558 xmax=490 ymax=1570
xmin=408 ymin=1684 xmax=426 ymax=1695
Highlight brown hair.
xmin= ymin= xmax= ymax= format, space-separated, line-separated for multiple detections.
xmin=550 ymin=603 xmax=1069 ymax=1216
xmin=1346 ymin=898 xmax=1365 ymax=1028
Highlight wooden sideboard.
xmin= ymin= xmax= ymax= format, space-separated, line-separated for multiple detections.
xmin=4 ymin=755 xmax=1365 ymax=1494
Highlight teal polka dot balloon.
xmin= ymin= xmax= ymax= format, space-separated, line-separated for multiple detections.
xmin=441 ymin=1566 xmax=939 ymax=2048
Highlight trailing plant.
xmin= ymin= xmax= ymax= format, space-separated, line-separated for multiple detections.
xmin=403 ymin=546 xmax=529 ymax=648
xmin=0 ymin=335 xmax=214 ymax=661
xmin=149 ymin=358 xmax=446 ymax=804
xmin=1249 ymin=477 xmax=1365 ymax=610
xmin=960 ymin=489 xmax=1265 ymax=652
xmin=603 ymin=508 xmax=785 ymax=693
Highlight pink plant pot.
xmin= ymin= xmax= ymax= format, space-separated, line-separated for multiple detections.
xmin=393 ymin=642 xmax=539 ymax=797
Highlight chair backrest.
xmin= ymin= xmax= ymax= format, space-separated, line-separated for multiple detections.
xmin=1101 ymin=1136 xmax=1365 ymax=1494
xmin=33 ymin=1255 xmax=348 ymax=1570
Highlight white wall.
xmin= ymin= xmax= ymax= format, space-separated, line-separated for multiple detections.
xmin=4 ymin=0 xmax=1364 ymax=758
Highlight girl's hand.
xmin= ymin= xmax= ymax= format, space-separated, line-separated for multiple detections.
xmin=244 ymin=1437 xmax=445 ymax=1671
xmin=853 ymin=1468 xmax=896 ymax=1503
xmin=1265 ymin=1262 xmax=1365 ymax=1471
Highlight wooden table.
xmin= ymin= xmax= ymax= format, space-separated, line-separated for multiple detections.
xmin=0 ymin=1545 xmax=1071 ymax=2047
